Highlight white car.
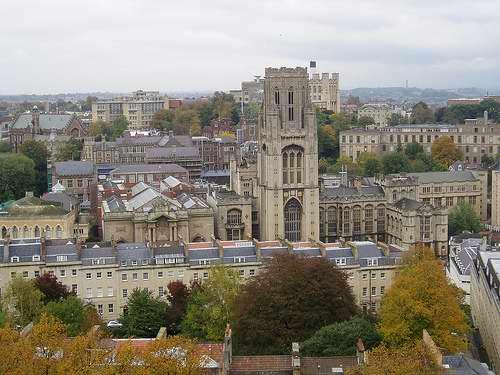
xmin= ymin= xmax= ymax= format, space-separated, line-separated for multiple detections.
xmin=106 ymin=320 xmax=123 ymax=328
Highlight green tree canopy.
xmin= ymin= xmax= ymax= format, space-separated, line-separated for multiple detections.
xmin=448 ymin=202 xmax=482 ymax=236
xmin=44 ymin=296 xmax=100 ymax=336
xmin=111 ymin=115 xmax=129 ymax=139
xmin=120 ymin=288 xmax=167 ymax=338
xmin=404 ymin=142 xmax=424 ymax=160
xmin=358 ymin=115 xmax=375 ymax=127
xmin=182 ymin=266 xmax=240 ymax=341
xmin=54 ymin=139 xmax=83 ymax=161
xmin=152 ymin=109 xmax=175 ymax=131
xmin=0 ymin=153 xmax=36 ymax=201
xmin=2 ymin=276 xmax=44 ymax=326
xmin=381 ymin=152 xmax=410 ymax=174
xmin=301 ymin=317 xmax=380 ymax=356
xmin=357 ymin=152 xmax=381 ymax=177
xmin=378 ymin=246 xmax=469 ymax=352
xmin=233 ymin=254 xmax=358 ymax=355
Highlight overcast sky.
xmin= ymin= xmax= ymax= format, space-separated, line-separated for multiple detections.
xmin=1 ymin=0 xmax=499 ymax=94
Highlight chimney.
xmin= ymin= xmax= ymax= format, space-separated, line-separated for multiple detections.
xmin=223 ymin=324 xmax=233 ymax=375
xmin=3 ymin=234 xmax=10 ymax=262
xmin=484 ymin=110 xmax=488 ymax=124
xmin=291 ymin=343 xmax=301 ymax=375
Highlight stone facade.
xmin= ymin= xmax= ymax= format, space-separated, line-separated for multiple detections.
xmin=92 ymin=90 xmax=169 ymax=130
xmin=9 ymin=107 xmax=86 ymax=153
xmin=357 ymin=103 xmax=397 ymax=128
xmin=207 ymin=190 xmax=253 ymax=241
xmin=340 ymin=117 xmax=500 ymax=166
xmin=309 ymin=72 xmax=340 ymax=113
xmin=52 ymin=161 xmax=97 ymax=206
xmin=257 ymin=67 xmax=319 ymax=242
xmin=470 ymin=250 xmax=500 ymax=373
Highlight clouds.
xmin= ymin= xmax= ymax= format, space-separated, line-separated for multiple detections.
xmin=0 ymin=0 xmax=499 ymax=94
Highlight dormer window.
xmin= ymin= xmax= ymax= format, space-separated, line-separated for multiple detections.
xmin=142 ymin=259 xmax=148 ymax=265
xmin=57 ymin=255 xmax=68 ymax=262
xmin=11 ymin=256 xmax=19 ymax=263
xmin=32 ymin=255 xmax=40 ymax=262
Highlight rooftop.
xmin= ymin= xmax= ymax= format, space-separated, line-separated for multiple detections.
xmin=110 ymin=163 xmax=187 ymax=175
xmin=11 ymin=113 xmax=74 ymax=130
xmin=54 ymin=161 xmax=95 ymax=177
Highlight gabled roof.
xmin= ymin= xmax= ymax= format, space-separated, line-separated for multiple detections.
xmin=393 ymin=197 xmax=425 ymax=211
xmin=54 ymin=161 xmax=95 ymax=176
xmin=11 ymin=113 xmax=74 ymax=130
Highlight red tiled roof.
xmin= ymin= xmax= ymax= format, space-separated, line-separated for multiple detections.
xmin=188 ymin=242 xmax=214 ymax=249
xmin=301 ymin=357 xmax=358 ymax=371
xmin=230 ymin=355 xmax=292 ymax=372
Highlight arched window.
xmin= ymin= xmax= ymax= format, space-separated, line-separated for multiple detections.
xmin=319 ymin=208 xmax=325 ymax=237
xmin=56 ymin=225 xmax=62 ymax=239
xmin=365 ymin=205 xmax=374 ymax=233
xmin=226 ymin=209 xmax=243 ymax=240
xmin=392 ymin=191 xmax=397 ymax=202
xmin=282 ymin=146 xmax=304 ymax=186
xmin=23 ymin=226 xmax=29 ymax=238
xmin=327 ymin=207 xmax=337 ymax=235
xmin=282 ymin=153 xmax=288 ymax=184
xmin=284 ymin=199 xmax=301 ymax=242
xmin=1 ymin=226 xmax=6 ymax=239
xmin=34 ymin=226 xmax=40 ymax=238
xmin=377 ymin=206 xmax=385 ymax=233
xmin=45 ymin=225 xmax=52 ymax=238
xmin=12 ymin=226 xmax=18 ymax=239
xmin=274 ymin=88 xmax=280 ymax=105
xmin=288 ymin=88 xmax=294 ymax=121
xmin=343 ymin=208 xmax=351 ymax=234
xmin=353 ymin=206 xmax=362 ymax=234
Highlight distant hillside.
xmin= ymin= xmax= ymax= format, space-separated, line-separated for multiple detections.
xmin=340 ymin=87 xmax=500 ymax=106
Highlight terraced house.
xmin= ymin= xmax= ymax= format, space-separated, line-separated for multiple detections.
xmin=0 ymin=238 xmax=401 ymax=320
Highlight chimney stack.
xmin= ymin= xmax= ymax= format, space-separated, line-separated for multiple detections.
xmin=223 ymin=324 xmax=233 ymax=374
xmin=291 ymin=342 xmax=301 ymax=375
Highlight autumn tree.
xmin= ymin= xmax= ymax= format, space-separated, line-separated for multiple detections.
xmin=165 ymin=280 xmax=191 ymax=335
xmin=35 ymin=272 xmax=70 ymax=304
xmin=152 ymin=108 xmax=175 ymax=131
xmin=357 ymin=152 xmax=381 ymax=177
xmin=358 ymin=115 xmax=375 ymax=127
xmin=411 ymin=102 xmax=434 ymax=124
xmin=182 ymin=266 xmax=240 ymax=341
xmin=346 ymin=341 xmax=442 ymax=375
xmin=379 ymin=246 xmax=468 ymax=352
xmin=2 ymin=276 xmax=44 ymax=326
xmin=120 ymin=288 xmax=167 ymax=338
xmin=173 ymin=107 xmax=202 ymax=135
xmin=301 ymin=317 xmax=380 ymax=356
xmin=431 ymin=136 xmax=462 ymax=167
xmin=55 ymin=138 xmax=83 ymax=161
xmin=233 ymin=254 xmax=358 ymax=354
xmin=448 ymin=202 xmax=482 ymax=235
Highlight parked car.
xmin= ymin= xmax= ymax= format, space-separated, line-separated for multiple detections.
xmin=106 ymin=320 xmax=123 ymax=328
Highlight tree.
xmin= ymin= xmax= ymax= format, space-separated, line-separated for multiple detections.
xmin=448 ymin=202 xmax=482 ymax=236
xmin=0 ymin=153 xmax=36 ymax=201
xmin=318 ymin=124 xmax=337 ymax=159
xmin=88 ymin=119 xmax=113 ymax=140
xmin=379 ymin=246 xmax=468 ymax=352
xmin=431 ymin=136 xmax=462 ymax=167
xmin=332 ymin=155 xmax=360 ymax=175
xmin=357 ymin=153 xmax=381 ymax=177
xmin=35 ymin=272 xmax=70 ymax=304
xmin=318 ymin=158 xmax=330 ymax=174
xmin=0 ymin=141 xmax=12 ymax=153
xmin=404 ymin=142 xmax=424 ymax=160
xmin=243 ymin=102 xmax=260 ymax=123
xmin=44 ymin=296 xmax=100 ymax=336
xmin=173 ymin=107 xmax=201 ymax=135
xmin=55 ymin=138 xmax=83 ymax=161
xmin=2 ymin=276 xmax=44 ymax=326
xmin=434 ymin=107 xmax=447 ymax=123
xmin=211 ymin=91 xmax=235 ymax=119
xmin=481 ymin=154 xmax=495 ymax=169
xmin=301 ymin=317 xmax=380 ymax=356
xmin=358 ymin=115 xmax=375 ymax=127
xmin=411 ymin=102 xmax=434 ymax=124
xmin=152 ymin=109 xmax=175 ymax=131
xmin=346 ymin=341 xmax=441 ymax=375
xmin=388 ymin=113 xmax=406 ymax=126
xmin=20 ymin=140 xmax=48 ymax=196
xmin=120 ymin=288 xmax=167 ymax=338
xmin=381 ymin=152 xmax=410 ymax=174
xmin=165 ymin=281 xmax=191 ymax=335
xmin=111 ymin=115 xmax=128 ymax=139
xmin=182 ymin=266 xmax=240 ymax=341
xmin=233 ymin=254 xmax=358 ymax=354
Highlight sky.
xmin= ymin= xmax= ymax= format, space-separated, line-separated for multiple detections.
xmin=1 ymin=0 xmax=499 ymax=94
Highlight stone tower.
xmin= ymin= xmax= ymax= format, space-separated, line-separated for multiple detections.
xmin=257 ymin=67 xmax=319 ymax=241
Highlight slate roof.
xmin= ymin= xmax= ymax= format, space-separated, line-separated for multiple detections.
xmin=353 ymin=242 xmax=384 ymax=258
xmin=442 ymin=354 xmax=495 ymax=374
xmin=230 ymin=356 xmax=291 ymax=373
xmin=145 ymin=146 xmax=200 ymax=159
xmin=404 ymin=171 xmax=478 ymax=184
xmin=320 ymin=185 xmax=384 ymax=199
xmin=325 ymin=248 xmax=354 ymax=258
xmin=54 ymin=161 xmax=95 ymax=176
xmin=131 ymin=182 xmax=149 ymax=196
xmin=8 ymin=243 xmax=41 ymax=261
xmin=115 ymin=135 xmax=162 ymax=146
xmin=291 ymin=248 xmax=322 ymax=257
xmin=111 ymin=163 xmax=187 ymax=175
xmin=393 ymin=197 xmax=425 ymax=211
xmin=453 ymin=246 xmax=478 ymax=276
xmin=41 ymin=192 xmax=76 ymax=211
xmin=6 ymin=196 xmax=68 ymax=216
xmin=11 ymin=114 xmax=74 ymax=130
xmin=116 ymin=243 xmax=152 ymax=264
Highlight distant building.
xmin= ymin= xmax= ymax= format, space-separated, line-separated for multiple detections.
xmin=447 ymin=98 xmax=482 ymax=106
xmin=51 ymin=161 xmax=97 ymax=208
xmin=207 ymin=190 xmax=252 ymax=241
xmin=109 ymin=163 xmax=189 ymax=188
xmin=357 ymin=103 xmax=395 ymax=127
xmin=310 ymin=72 xmax=340 ymax=113
xmin=9 ymin=107 xmax=86 ymax=153
xmin=340 ymin=116 xmax=500 ymax=166
xmin=470 ymin=250 xmax=500 ymax=373
xmin=92 ymin=90 xmax=169 ymax=130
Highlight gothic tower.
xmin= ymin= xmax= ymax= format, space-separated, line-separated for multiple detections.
xmin=257 ymin=67 xmax=319 ymax=241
